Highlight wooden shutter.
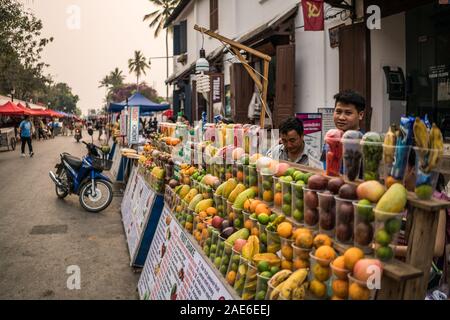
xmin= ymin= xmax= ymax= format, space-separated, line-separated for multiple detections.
xmin=173 ymin=25 xmax=180 ymax=55
xmin=275 ymin=44 xmax=295 ymax=128
xmin=210 ymin=0 xmax=218 ymax=31
xmin=180 ymin=20 xmax=187 ymax=54
xmin=339 ymin=22 xmax=372 ymax=131
xmin=231 ymin=64 xmax=253 ymax=124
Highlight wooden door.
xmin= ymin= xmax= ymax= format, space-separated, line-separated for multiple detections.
xmin=339 ymin=22 xmax=372 ymax=131
xmin=275 ymin=44 xmax=295 ymax=128
xmin=231 ymin=64 xmax=254 ymax=124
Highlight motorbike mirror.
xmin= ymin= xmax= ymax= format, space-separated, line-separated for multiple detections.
xmin=88 ymin=128 xmax=94 ymax=136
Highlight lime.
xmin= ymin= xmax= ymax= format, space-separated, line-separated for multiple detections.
xmin=376 ymin=246 xmax=394 ymax=261
xmin=234 ymin=218 xmax=242 ymax=229
xmin=186 ymin=215 xmax=193 ymax=223
xmin=270 ymin=266 xmax=280 ymax=275
xmin=357 ymin=199 xmax=374 ymax=221
xmin=231 ymin=262 xmax=238 ymax=272
xmin=249 ymin=176 xmax=258 ymax=186
xmin=260 ymin=233 xmax=267 ymax=244
xmin=285 ymin=168 xmax=296 ymax=177
xmin=203 ymin=246 xmax=210 ymax=256
xmin=258 ymin=261 xmax=270 ymax=273
xmin=250 ymin=213 xmax=257 ymax=220
xmin=256 ymin=291 xmax=267 ymax=300
xmin=210 ymin=244 xmax=217 ymax=253
xmin=210 ymin=253 xmax=216 ymax=260
xmin=241 ymin=155 xmax=250 ymax=166
xmin=220 ymin=265 xmax=227 ymax=275
xmin=293 ymin=209 xmax=303 ymax=221
xmin=415 ymin=185 xmax=433 ymax=200
xmin=214 ymin=257 xmax=222 ymax=268
xmin=375 ymin=229 xmax=392 ymax=246
xmin=293 ymin=171 xmax=304 ymax=182
xmin=258 ymin=213 xmax=270 ymax=225
xmin=304 ymin=173 xmax=314 ymax=183
xmin=295 ymin=199 xmax=304 ymax=210
xmin=282 ymin=204 xmax=292 ymax=215
xmin=263 ymin=180 xmax=272 ymax=191
xmin=281 ymin=176 xmax=293 ymax=183
xmin=269 ymin=213 xmax=277 ymax=222
xmin=283 ymin=193 xmax=292 ymax=204
xmin=232 ymin=254 xmax=241 ymax=263
xmin=385 ymin=218 xmax=401 ymax=235
xmin=275 ymin=183 xmax=282 ymax=192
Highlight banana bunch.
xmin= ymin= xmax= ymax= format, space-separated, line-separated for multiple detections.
xmin=425 ymin=124 xmax=444 ymax=173
xmin=383 ymin=126 xmax=396 ymax=164
xmin=268 ymin=269 xmax=309 ymax=300
xmin=414 ymin=118 xmax=444 ymax=173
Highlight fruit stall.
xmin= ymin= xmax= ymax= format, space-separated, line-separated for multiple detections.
xmin=124 ymin=119 xmax=449 ymax=300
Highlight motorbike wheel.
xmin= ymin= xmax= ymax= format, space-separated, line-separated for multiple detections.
xmin=79 ymin=179 xmax=113 ymax=213
xmin=55 ymin=170 xmax=69 ymax=199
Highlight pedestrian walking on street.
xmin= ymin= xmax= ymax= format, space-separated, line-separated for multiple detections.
xmin=19 ymin=115 xmax=34 ymax=158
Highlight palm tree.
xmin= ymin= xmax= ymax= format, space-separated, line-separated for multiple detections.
xmin=99 ymin=75 xmax=111 ymax=104
xmin=128 ymin=50 xmax=150 ymax=92
xmin=143 ymin=0 xmax=180 ymax=101
xmin=109 ymin=68 xmax=125 ymax=89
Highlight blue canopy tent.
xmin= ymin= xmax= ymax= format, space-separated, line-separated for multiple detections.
xmin=108 ymin=93 xmax=170 ymax=114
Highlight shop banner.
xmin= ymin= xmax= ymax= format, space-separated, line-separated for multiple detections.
xmin=318 ymin=107 xmax=335 ymax=145
xmin=296 ymin=113 xmax=323 ymax=169
xmin=301 ymin=0 xmax=324 ymax=31
xmin=109 ymin=145 xmax=121 ymax=180
xmin=128 ymin=106 xmax=140 ymax=145
xmin=120 ymin=110 xmax=127 ymax=136
xmin=121 ymin=167 xmax=157 ymax=263
xmin=138 ymin=206 xmax=234 ymax=300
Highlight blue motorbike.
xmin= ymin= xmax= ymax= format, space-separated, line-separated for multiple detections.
xmin=49 ymin=129 xmax=113 ymax=213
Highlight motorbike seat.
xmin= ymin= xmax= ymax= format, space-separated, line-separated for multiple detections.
xmin=63 ymin=154 xmax=83 ymax=169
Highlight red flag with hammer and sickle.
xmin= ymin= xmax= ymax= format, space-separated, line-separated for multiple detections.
xmin=301 ymin=0 xmax=324 ymax=31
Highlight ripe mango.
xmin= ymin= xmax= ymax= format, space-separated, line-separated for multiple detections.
xmin=215 ymin=182 xmax=227 ymax=196
xmin=234 ymin=188 xmax=257 ymax=210
xmin=195 ymin=199 xmax=214 ymax=214
xmin=223 ymin=179 xmax=238 ymax=199
xmin=228 ymin=183 xmax=247 ymax=203
xmin=375 ymin=183 xmax=407 ymax=214
xmin=356 ymin=181 xmax=386 ymax=203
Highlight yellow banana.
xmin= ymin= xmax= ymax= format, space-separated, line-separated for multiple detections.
xmin=414 ymin=117 xmax=430 ymax=166
xmin=280 ymin=268 xmax=309 ymax=299
xmin=292 ymin=282 xmax=309 ymax=300
xmin=269 ymin=280 xmax=286 ymax=300
xmin=425 ymin=124 xmax=444 ymax=172
xmin=268 ymin=269 xmax=292 ymax=288
xmin=383 ymin=126 xmax=396 ymax=164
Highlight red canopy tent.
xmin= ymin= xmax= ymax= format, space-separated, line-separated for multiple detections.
xmin=16 ymin=103 xmax=46 ymax=117
xmin=0 ymin=101 xmax=25 ymax=116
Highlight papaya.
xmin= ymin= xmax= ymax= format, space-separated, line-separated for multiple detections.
xmin=225 ymin=228 xmax=250 ymax=246
xmin=228 ymin=184 xmax=247 ymax=203
xmin=188 ymin=194 xmax=204 ymax=211
xmin=195 ymin=199 xmax=214 ymax=214
xmin=375 ymin=183 xmax=407 ymax=214
xmin=252 ymin=253 xmax=281 ymax=268
xmin=234 ymin=188 xmax=257 ymax=210
xmin=215 ymin=182 xmax=227 ymax=196
xmin=223 ymin=178 xmax=238 ymax=199
xmin=183 ymin=188 xmax=198 ymax=203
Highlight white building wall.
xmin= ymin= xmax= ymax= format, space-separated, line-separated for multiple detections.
xmin=370 ymin=12 xmax=406 ymax=132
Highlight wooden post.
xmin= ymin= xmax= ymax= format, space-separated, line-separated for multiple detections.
xmin=193 ymin=25 xmax=271 ymax=127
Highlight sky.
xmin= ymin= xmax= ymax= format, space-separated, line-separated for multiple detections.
xmin=22 ymin=0 xmax=172 ymax=115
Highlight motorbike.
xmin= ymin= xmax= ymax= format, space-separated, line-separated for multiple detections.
xmin=74 ymin=128 xmax=82 ymax=143
xmin=49 ymin=129 xmax=113 ymax=213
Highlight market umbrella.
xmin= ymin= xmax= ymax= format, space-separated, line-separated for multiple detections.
xmin=17 ymin=103 xmax=46 ymax=117
xmin=0 ymin=101 xmax=25 ymax=116
xmin=108 ymin=92 xmax=170 ymax=113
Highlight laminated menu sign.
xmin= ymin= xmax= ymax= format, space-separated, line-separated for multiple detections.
xmin=138 ymin=206 xmax=234 ymax=300
xmin=121 ymin=167 xmax=156 ymax=263
xmin=296 ymin=113 xmax=323 ymax=168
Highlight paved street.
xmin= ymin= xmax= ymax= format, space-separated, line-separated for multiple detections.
xmin=0 ymin=133 xmax=139 ymax=299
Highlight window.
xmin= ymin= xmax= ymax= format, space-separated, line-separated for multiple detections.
xmin=210 ymin=0 xmax=218 ymax=31
xmin=173 ymin=20 xmax=187 ymax=55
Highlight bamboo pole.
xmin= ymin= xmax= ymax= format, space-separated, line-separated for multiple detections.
xmin=260 ymin=60 xmax=270 ymax=128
